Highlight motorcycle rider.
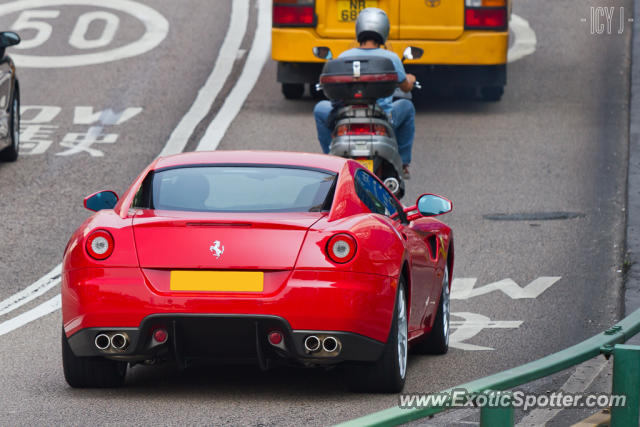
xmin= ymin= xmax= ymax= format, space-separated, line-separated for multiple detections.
xmin=313 ymin=7 xmax=417 ymax=179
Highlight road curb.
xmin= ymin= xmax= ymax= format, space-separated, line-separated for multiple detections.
xmin=626 ymin=0 xmax=640 ymax=341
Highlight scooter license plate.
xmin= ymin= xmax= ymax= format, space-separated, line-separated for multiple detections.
xmin=357 ymin=159 xmax=374 ymax=171
xmin=337 ymin=0 xmax=378 ymax=22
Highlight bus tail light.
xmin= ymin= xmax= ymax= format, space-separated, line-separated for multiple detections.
xmin=273 ymin=1 xmax=316 ymax=27
xmin=465 ymin=0 xmax=508 ymax=30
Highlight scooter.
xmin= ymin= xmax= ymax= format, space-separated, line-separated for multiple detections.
xmin=313 ymin=46 xmax=423 ymax=199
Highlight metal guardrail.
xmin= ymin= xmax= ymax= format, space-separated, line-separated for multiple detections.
xmin=336 ymin=308 xmax=640 ymax=427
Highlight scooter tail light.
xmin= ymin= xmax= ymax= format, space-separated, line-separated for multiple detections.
xmin=326 ymin=233 xmax=357 ymax=263
xmin=85 ymin=230 xmax=114 ymax=260
xmin=336 ymin=124 xmax=349 ymax=136
xmin=336 ymin=123 xmax=384 ymax=136
xmin=374 ymin=124 xmax=388 ymax=136
xmin=349 ymin=123 xmax=372 ymax=135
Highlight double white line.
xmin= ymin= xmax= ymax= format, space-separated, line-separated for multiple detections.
xmin=0 ymin=0 xmax=271 ymax=338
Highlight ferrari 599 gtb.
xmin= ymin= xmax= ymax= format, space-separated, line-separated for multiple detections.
xmin=62 ymin=151 xmax=454 ymax=393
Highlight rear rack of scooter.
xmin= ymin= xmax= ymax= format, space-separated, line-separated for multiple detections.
xmin=334 ymin=104 xmax=388 ymax=120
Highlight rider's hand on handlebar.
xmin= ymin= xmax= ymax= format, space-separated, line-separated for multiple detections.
xmin=400 ymin=73 xmax=417 ymax=93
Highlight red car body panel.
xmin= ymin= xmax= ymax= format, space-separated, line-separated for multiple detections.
xmin=131 ymin=211 xmax=324 ymax=270
xmin=62 ymin=267 xmax=396 ymax=342
xmin=62 ymin=151 xmax=453 ymax=361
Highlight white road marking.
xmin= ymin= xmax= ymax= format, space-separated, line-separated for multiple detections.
xmin=0 ymin=295 xmax=61 ymax=337
xmin=2 ymin=0 xmax=169 ymax=68
xmin=515 ymin=357 xmax=609 ymax=427
xmin=0 ymin=264 xmax=61 ymax=317
xmin=68 ymin=11 xmax=120 ymax=50
xmin=73 ymin=106 xmax=143 ymax=125
xmin=508 ymin=14 xmax=537 ymax=63
xmin=21 ymin=105 xmax=61 ymax=123
xmin=449 ymin=312 xmax=523 ymax=351
xmin=158 ymin=0 xmax=249 ymax=157
xmin=19 ymin=105 xmax=144 ymax=155
xmin=196 ymin=0 xmax=271 ymax=151
xmin=12 ymin=10 xmax=61 ymax=50
xmin=451 ymin=277 xmax=561 ymax=300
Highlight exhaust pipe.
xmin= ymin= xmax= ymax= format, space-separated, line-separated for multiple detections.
xmin=111 ymin=333 xmax=128 ymax=350
xmin=383 ymin=177 xmax=400 ymax=194
xmin=322 ymin=336 xmax=340 ymax=353
xmin=94 ymin=333 xmax=110 ymax=351
xmin=304 ymin=335 xmax=321 ymax=352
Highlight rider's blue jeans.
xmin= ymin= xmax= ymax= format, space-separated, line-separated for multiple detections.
xmin=313 ymin=99 xmax=415 ymax=165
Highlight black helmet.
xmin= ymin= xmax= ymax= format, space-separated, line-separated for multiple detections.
xmin=355 ymin=7 xmax=390 ymax=45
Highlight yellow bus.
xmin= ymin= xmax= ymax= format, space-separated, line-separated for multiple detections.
xmin=272 ymin=0 xmax=510 ymax=101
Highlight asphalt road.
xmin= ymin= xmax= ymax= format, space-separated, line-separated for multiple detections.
xmin=0 ymin=0 xmax=631 ymax=425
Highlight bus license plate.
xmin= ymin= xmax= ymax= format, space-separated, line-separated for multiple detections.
xmin=337 ymin=0 xmax=378 ymax=22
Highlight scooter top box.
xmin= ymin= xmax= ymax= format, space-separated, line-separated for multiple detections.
xmin=320 ymin=56 xmax=397 ymax=102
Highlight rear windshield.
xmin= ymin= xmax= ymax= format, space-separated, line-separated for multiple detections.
xmin=133 ymin=166 xmax=336 ymax=213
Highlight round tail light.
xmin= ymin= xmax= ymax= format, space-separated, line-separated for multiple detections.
xmin=85 ymin=230 xmax=114 ymax=260
xmin=326 ymin=233 xmax=357 ymax=263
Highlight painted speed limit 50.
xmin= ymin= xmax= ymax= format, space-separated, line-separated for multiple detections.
xmin=0 ymin=0 xmax=169 ymax=68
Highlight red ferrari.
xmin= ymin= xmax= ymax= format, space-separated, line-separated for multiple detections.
xmin=61 ymin=151 xmax=454 ymax=392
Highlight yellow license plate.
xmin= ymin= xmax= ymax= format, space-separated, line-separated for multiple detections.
xmin=357 ymin=159 xmax=374 ymax=171
xmin=338 ymin=0 xmax=378 ymax=22
xmin=170 ymin=271 xmax=264 ymax=292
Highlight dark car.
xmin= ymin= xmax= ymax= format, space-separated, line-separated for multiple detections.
xmin=0 ymin=31 xmax=20 ymax=162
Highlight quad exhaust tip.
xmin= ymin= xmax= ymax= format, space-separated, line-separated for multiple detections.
xmin=304 ymin=335 xmax=342 ymax=355
xmin=94 ymin=333 xmax=110 ymax=350
xmin=322 ymin=336 xmax=339 ymax=353
xmin=304 ymin=335 xmax=321 ymax=352
xmin=111 ymin=333 xmax=128 ymax=350
xmin=94 ymin=332 xmax=129 ymax=352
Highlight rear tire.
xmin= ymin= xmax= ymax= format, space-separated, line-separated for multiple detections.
xmin=347 ymin=278 xmax=408 ymax=393
xmin=412 ymin=265 xmax=450 ymax=355
xmin=480 ymin=86 xmax=504 ymax=102
xmin=62 ymin=329 xmax=127 ymax=388
xmin=0 ymin=85 xmax=19 ymax=162
xmin=282 ymin=83 xmax=304 ymax=99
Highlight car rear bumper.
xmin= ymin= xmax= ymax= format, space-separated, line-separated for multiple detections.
xmin=66 ymin=314 xmax=385 ymax=364
xmin=272 ymin=28 xmax=509 ymax=65
xmin=62 ymin=267 xmax=397 ymax=353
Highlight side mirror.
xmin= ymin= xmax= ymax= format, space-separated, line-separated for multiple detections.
xmin=417 ymin=194 xmax=452 ymax=217
xmin=312 ymin=46 xmax=333 ymax=60
xmin=0 ymin=32 xmax=20 ymax=49
xmin=402 ymin=46 xmax=424 ymax=61
xmin=84 ymin=190 xmax=119 ymax=212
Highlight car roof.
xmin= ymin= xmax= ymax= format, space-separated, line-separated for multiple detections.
xmin=154 ymin=151 xmax=348 ymax=173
